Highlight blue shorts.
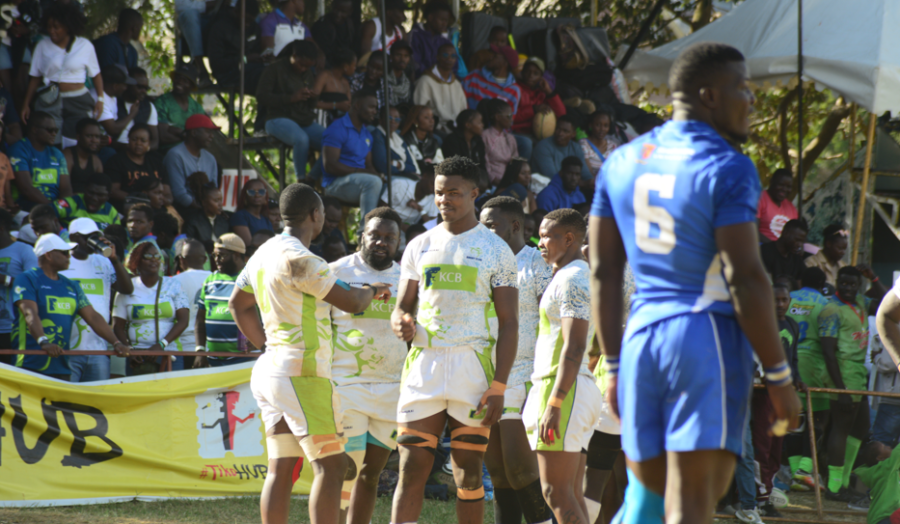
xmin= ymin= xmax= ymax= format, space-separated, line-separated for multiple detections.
xmin=619 ymin=312 xmax=753 ymax=462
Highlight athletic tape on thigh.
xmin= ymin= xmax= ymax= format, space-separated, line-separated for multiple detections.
xmin=396 ymin=427 xmax=438 ymax=449
xmin=450 ymin=426 xmax=491 ymax=452
xmin=267 ymin=433 xmax=303 ymax=459
xmin=299 ymin=433 xmax=347 ymax=461
xmin=340 ymin=449 xmax=365 ymax=511
xmin=456 ymin=486 xmax=485 ymax=501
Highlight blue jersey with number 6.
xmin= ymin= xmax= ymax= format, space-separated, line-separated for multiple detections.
xmin=591 ymin=120 xmax=761 ymax=335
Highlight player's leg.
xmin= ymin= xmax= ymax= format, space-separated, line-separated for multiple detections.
xmin=339 ymin=407 xmax=369 ymax=521
xmin=584 ymin=431 xmax=622 ymax=524
xmin=484 ymin=423 xmax=523 ymax=524
xmin=447 ymin=416 xmax=492 ymax=524
xmin=665 ymin=449 xmax=737 ymax=524
xmin=347 ymin=441 xmax=392 ymax=524
xmin=537 ymin=450 xmax=590 ymax=524
xmin=391 ymin=412 xmax=447 ymax=524
xmin=841 ymin=397 xmax=870 ymax=490
xmin=498 ymin=418 xmax=553 ymax=524
xmin=261 ymin=418 xmax=304 ymax=524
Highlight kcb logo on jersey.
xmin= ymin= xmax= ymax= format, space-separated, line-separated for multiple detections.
xmin=790 ymin=305 xmax=813 ymax=316
xmin=355 ymin=297 xmax=396 ymax=319
xmin=46 ymin=296 xmax=76 ymax=314
xmin=423 ymin=265 xmax=478 ymax=292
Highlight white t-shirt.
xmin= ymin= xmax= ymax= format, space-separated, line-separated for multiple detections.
xmin=236 ymin=234 xmax=337 ymax=378
xmin=61 ymin=255 xmax=116 ymax=351
xmin=531 ymin=259 xmax=594 ymax=381
xmin=117 ymin=102 xmax=159 ymax=143
xmin=113 ymin=276 xmax=190 ymax=350
xmin=30 ymin=36 xmax=100 ymax=84
xmin=330 ymin=252 xmax=404 ymax=385
xmin=508 ymin=246 xmax=553 ymax=387
xmin=99 ymin=92 xmax=118 ymax=123
xmin=171 ymin=269 xmax=211 ymax=348
xmin=400 ymin=223 xmax=517 ymax=351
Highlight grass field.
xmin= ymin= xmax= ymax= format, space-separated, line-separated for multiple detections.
xmin=0 ymin=491 xmax=867 ymax=524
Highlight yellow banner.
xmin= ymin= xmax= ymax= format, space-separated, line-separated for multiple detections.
xmin=0 ymin=363 xmax=312 ymax=506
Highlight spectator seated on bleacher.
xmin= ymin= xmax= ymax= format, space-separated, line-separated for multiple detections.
xmin=311 ymin=0 xmax=354 ymax=65
xmin=182 ymin=183 xmax=229 ymax=246
xmin=440 ymin=109 xmax=484 ymax=168
xmin=208 ymin=0 xmax=266 ymax=94
xmin=164 ymin=115 xmax=218 ymax=212
xmin=579 ymin=108 xmax=619 ymax=176
xmin=134 ymin=175 xmax=166 ymax=212
xmin=402 ymin=105 xmax=442 ymax=165
xmin=479 ymin=98 xmax=517 ymax=186
xmin=372 ymin=106 xmax=419 ymax=178
xmin=494 ymin=158 xmax=537 ymax=213
xmin=22 ymin=3 xmax=102 ymax=145
xmin=63 ymin=118 xmax=103 ymax=194
xmin=350 ymin=50 xmax=388 ymax=109
xmin=359 ymin=0 xmax=407 ymax=56
xmin=174 ymin=0 xmax=214 ymax=86
xmin=409 ymin=0 xmax=453 ymax=79
xmin=260 ymin=0 xmax=311 ymax=59
xmin=257 ymin=39 xmax=322 ymax=180
xmin=536 ymin=156 xmax=586 ymax=212
xmin=312 ymin=47 xmax=355 ymax=125
xmin=29 ymin=203 xmax=68 ymax=239
xmin=115 ymin=67 xmax=159 ymax=152
xmin=0 ymin=85 xmax=23 ymax=145
xmin=0 ymin=123 xmax=13 ymax=209
xmin=230 ymin=178 xmax=273 ymax=245
xmin=412 ymin=42 xmax=466 ymax=137
xmin=9 ymin=111 xmax=71 ymax=211
xmin=386 ymin=41 xmax=413 ymax=107
xmin=55 ymin=174 xmax=121 ymax=231
xmin=154 ymin=65 xmax=205 ymax=151
xmin=532 ymin=114 xmax=591 ymax=180
xmin=309 ymin=195 xmax=348 ymax=257
xmin=513 ymin=57 xmax=566 ymax=140
xmin=93 ymin=8 xmax=142 ymax=70
xmin=97 ymin=65 xmax=136 ymax=161
xmin=321 ymin=88 xmax=382 ymax=220
xmin=107 ymin=124 xmax=169 ymax=208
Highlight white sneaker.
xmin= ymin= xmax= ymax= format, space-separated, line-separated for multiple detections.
xmin=735 ymin=508 xmax=765 ymax=524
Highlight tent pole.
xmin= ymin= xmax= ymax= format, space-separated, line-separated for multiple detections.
xmin=851 ymin=113 xmax=876 ymax=266
xmin=237 ymin=0 xmax=246 ymax=197
xmin=380 ymin=0 xmax=392 ymax=207
xmin=617 ymin=0 xmax=667 ymax=70
xmin=591 ymin=0 xmax=597 ymax=27
xmin=846 ymin=102 xmax=857 ymax=186
xmin=796 ymin=0 xmax=803 ymax=215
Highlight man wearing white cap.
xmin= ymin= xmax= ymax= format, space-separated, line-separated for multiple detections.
xmin=194 ymin=233 xmax=249 ymax=368
xmin=12 ymin=233 xmax=131 ymax=379
xmin=62 ymin=218 xmax=135 ymax=382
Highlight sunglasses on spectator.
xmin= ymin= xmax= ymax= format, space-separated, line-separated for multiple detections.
xmin=143 ymin=253 xmax=162 ymax=260
xmin=247 ymin=189 xmax=266 ymax=196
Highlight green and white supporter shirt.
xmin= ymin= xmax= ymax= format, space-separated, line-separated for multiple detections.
xmin=532 ymin=259 xmax=594 ymax=381
xmin=62 ymin=254 xmax=116 ymax=350
xmin=113 ymin=276 xmax=190 ymax=350
xmin=197 ymin=271 xmax=241 ymax=355
xmin=507 ymin=246 xmax=553 ymax=387
xmin=236 ymin=234 xmax=337 ymax=378
xmin=329 ymin=252 xmax=405 ymax=384
xmin=400 ymin=223 xmax=517 ymax=352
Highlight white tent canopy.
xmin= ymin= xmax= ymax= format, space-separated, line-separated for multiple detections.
xmin=622 ymin=0 xmax=900 ymax=115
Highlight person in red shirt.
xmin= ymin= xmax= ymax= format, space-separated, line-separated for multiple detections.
xmin=512 ymin=57 xmax=566 ymax=136
xmin=757 ymin=168 xmax=798 ymax=241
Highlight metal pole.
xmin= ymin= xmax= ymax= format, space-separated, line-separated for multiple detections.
xmin=617 ymin=0 xmax=667 ymax=70
xmin=380 ymin=0 xmax=392 ymax=207
xmin=591 ymin=0 xmax=598 ymax=27
xmin=796 ymin=0 xmax=803 ymax=214
xmin=237 ymin=0 xmax=246 ymax=196
xmin=848 ymin=103 xmax=857 ymax=182
xmin=805 ymin=387 xmax=825 ymax=520
xmin=851 ymin=113 xmax=876 ymax=266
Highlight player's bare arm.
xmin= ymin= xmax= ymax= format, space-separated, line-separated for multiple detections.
xmin=876 ymin=292 xmax=900 ymax=366
xmin=229 ymin=288 xmax=267 ymax=350
xmin=324 ymin=280 xmax=392 ymax=314
xmin=390 ymin=278 xmax=418 ymax=342
xmin=716 ymin=221 xmax=801 ymax=429
xmin=589 ymin=215 xmax=627 ymax=421
xmin=540 ymin=316 xmax=590 ymax=445
xmin=476 ymin=286 xmax=518 ymax=427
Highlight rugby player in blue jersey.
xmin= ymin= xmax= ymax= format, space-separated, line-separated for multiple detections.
xmin=588 ymin=42 xmax=802 ymax=524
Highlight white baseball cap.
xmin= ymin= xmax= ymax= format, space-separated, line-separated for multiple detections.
xmin=16 ymin=224 xmax=37 ymax=245
xmin=68 ymin=217 xmax=100 ymax=236
xmin=33 ymin=233 xmax=77 ymax=258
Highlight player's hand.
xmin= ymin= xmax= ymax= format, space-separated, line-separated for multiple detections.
xmin=606 ymin=374 xmax=621 ymax=424
xmin=767 ymin=381 xmax=801 ymax=434
xmin=794 ymin=380 xmax=807 ymax=392
xmin=539 ymin=406 xmax=561 ymax=446
xmin=112 ymin=341 xmax=131 ymax=357
xmin=476 ymin=384 xmax=505 ymax=427
xmin=369 ymin=282 xmax=392 ymax=303
xmin=193 ymin=355 xmax=209 ymax=369
xmin=149 ymin=343 xmax=165 ymax=353
xmin=856 ymin=263 xmax=877 ymax=281
xmin=41 ymin=342 xmax=63 ymax=357
xmin=392 ymin=312 xmax=416 ymax=341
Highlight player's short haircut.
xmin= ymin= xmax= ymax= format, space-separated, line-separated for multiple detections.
xmin=800 ymin=266 xmax=826 ymax=290
xmin=544 ymin=208 xmax=587 ymax=238
xmin=290 ymin=39 xmax=319 ymax=61
xmin=75 ymin=117 xmax=100 ymax=134
xmin=118 ymin=8 xmax=143 ymax=30
xmin=782 ymin=219 xmax=808 ymax=234
xmin=352 ymin=87 xmax=379 ymax=103
xmin=561 ymin=156 xmax=583 ymax=171
xmin=88 ymin=174 xmax=113 ymax=191
xmin=331 ymin=47 xmax=357 ymax=68
xmin=490 ymin=25 xmax=507 ymax=38
xmin=129 ymin=123 xmax=151 ymax=137
xmin=482 ymin=196 xmax=525 ymax=225
xmin=29 ymin=203 xmax=57 ymax=223
xmin=770 ymin=168 xmax=792 ymax=184
xmin=280 ymin=183 xmax=322 ymax=224
xmin=391 ymin=40 xmax=413 ymax=57
xmin=422 ymin=0 xmax=453 ymax=19
xmin=28 ymin=111 xmax=54 ymax=131
xmin=128 ymin=66 xmax=147 ymax=79
xmin=128 ymin=203 xmax=155 ymax=222
xmin=823 ymin=223 xmax=848 ymax=244
xmin=321 ymin=196 xmax=342 ymax=212
xmin=669 ymin=42 xmax=745 ymax=94
xmin=837 ymin=265 xmax=863 ymax=281
xmin=556 ymin=114 xmax=578 ymax=129
xmin=773 ymin=281 xmax=791 ymax=293
xmin=365 ymin=206 xmax=402 ymax=231
xmin=435 ymin=155 xmax=481 ymax=186
xmin=152 ymin=211 xmax=179 ymax=237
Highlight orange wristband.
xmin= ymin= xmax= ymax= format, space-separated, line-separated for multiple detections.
xmin=548 ymin=396 xmax=564 ymax=408
xmin=490 ymin=380 xmax=507 ymax=393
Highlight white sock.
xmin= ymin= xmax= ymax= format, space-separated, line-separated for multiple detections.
xmin=585 ymin=498 xmax=602 ymax=524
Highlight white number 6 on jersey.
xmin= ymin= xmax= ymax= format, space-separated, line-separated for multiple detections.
xmin=634 ymin=174 xmax=676 ymax=254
